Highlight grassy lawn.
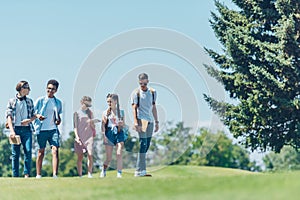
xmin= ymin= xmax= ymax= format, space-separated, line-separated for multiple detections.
xmin=0 ymin=165 xmax=299 ymax=200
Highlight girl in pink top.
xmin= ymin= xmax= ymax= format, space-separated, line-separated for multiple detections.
xmin=73 ymin=96 xmax=99 ymax=178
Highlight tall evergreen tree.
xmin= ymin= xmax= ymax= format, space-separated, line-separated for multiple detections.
xmin=204 ymin=0 xmax=300 ymax=152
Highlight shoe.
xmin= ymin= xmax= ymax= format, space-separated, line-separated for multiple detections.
xmin=88 ymin=173 xmax=93 ymax=178
xmin=134 ymin=171 xmax=140 ymax=177
xmin=100 ymin=170 xmax=106 ymax=178
xmin=53 ymin=175 xmax=58 ymax=179
xmin=117 ymin=172 xmax=122 ymax=178
xmin=140 ymin=170 xmax=147 ymax=176
xmin=139 ymin=170 xmax=152 ymax=177
xmin=36 ymin=175 xmax=42 ymax=179
xmin=24 ymin=174 xmax=29 ymax=178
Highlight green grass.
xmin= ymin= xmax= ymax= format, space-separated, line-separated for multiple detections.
xmin=0 ymin=165 xmax=299 ymax=200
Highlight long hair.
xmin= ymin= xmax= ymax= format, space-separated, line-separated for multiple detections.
xmin=106 ymin=93 xmax=119 ymax=117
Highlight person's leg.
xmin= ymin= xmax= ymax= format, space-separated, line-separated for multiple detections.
xmin=136 ymin=123 xmax=154 ymax=175
xmin=145 ymin=123 xmax=154 ymax=153
xmin=11 ymin=144 xmax=20 ymax=177
xmin=50 ymin=129 xmax=60 ymax=177
xmin=116 ymin=142 xmax=124 ymax=178
xmin=136 ymin=132 xmax=147 ymax=172
xmin=36 ymin=148 xmax=45 ymax=176
xmin=104 ymin=145 xmax=113 ymax=167
xmin=22 ymin=128 xmax=32 ymax=177
xmin=116 ymin=142 xmax=123 ymax=171
xmin=87 ymin=153 xmax=93 ymax=177
xmin=36 ymin=131 xmax=47 ymax=177
xmin=100 ymin=145 xmax=113 ymax=177
xmin=52 ymin=146 xmax=59 ymax=176
xmin=77 ymin=153 xmax=84 ymax=176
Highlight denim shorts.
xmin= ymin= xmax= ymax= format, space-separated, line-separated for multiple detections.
xmin=37 ymin=129 xmax=60 ymax=149
xmin=104 ymin=127 xmax=125 ymax=146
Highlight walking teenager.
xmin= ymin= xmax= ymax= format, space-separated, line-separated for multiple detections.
xmin=6 ymin=81 xmax=37 ymax=178
xmin=100 ymin=94 xmax=125 ymax=178
xmin=73 ymin=96 xmax=98 ymax=178
xmin=131 ymin=73 xmax=159 ymax=177
xmin=34 ymin=79 xmax=62 ymax=178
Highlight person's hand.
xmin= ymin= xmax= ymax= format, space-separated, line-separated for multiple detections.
xmin=103 ymin=135 xmax=108 ymax=144
xmin=36 ymin=114 xmax=46 ymax=121
xmin=154 ymin=123 xmax=159 ymax=132
xmin=21 ymin=119 xmax=31 ymax=126
xmin=75 ymin=137 xmax=82 ymax=145
xmin=9 ymin=130 xmax=16 ymax=138
xmin=134 ymin=124 xmax=142 ymax=132
xmin=118 ymin=120 xmax=124 ymax=127
xmin=55 ymin=119 xmax=61 ymax=125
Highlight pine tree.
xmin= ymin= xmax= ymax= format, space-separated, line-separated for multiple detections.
xmin=204 ymin=0 xmax=300 ymax=152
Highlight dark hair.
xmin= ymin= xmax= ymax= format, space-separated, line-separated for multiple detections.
xmin=138 ymin=73 xmax=148 ymax=80
xmin=47 ymin=79 xmax=59 ymax=89
xmin=16 ymin=81 xmax=29 ymax=92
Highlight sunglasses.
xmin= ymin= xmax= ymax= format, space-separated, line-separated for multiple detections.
xmin=22 ymin=85 xmax=30 ymax=90
xmin=47 ymin=87 xmax=56 ymax=91
xmin=84 ymin=102 xmax=92 ymax=107
xmin=139 ymin=82 xmax=148 ymax=86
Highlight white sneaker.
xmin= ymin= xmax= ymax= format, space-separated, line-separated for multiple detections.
xmin=88 ymin=173 xmax=93 ymax=178
xmin=117 ymin=172 xmax=122 ymax=178
xmin=100 ymin=170 xmax=106 ymax=178
xmin=36 ymin=175 xmax=42 ymax=179
xmin=53 ymin=175 xmax=58 ymax=179
xmin=134 ymin=171 xmax=140 ymax=177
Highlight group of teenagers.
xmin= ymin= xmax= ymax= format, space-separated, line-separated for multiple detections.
xmin=5 ymin=73 xmax=159 ymax=178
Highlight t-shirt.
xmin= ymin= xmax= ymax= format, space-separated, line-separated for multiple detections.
xmin=15 ymin=100 xmax=28 ymax=126
xmin=102 ymin=109 xmax=124 ymax=128
xmin=131 ymin=88 xmax=157 ymax=122
xmin=41 ymin=98 xmax=57 ymax=130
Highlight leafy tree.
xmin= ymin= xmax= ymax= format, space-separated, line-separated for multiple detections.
xmin=263 ymin=146 xmax=300 ymax=171
xmin=175 ymin=128 xmax=260 ymax=171
xmin=204 ymin=0 xmax=300 ymax=153
xmin=151 ymin=122 xmax=193 ymax=166
xmin=0 ymin=124 xmax=13 ymax=177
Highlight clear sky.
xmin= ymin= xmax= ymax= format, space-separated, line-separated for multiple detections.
xmin=0 ymin=0 xmax=230 ymax=131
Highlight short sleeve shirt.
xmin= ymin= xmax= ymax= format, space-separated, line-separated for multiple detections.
xmin=131 ymin=88 xmax=157 ymax=122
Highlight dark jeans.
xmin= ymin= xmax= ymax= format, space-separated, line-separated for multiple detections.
xmin=136 ymin=122 xmax=154 ymax=172
xmin=11 ymin=126 xmax=32 ymax=177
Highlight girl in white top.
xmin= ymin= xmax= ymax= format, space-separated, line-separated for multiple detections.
xmin=100 ymin=93 xmax=125 ymax=178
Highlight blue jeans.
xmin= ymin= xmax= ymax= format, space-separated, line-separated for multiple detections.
xmin=136 ymin=122 xmax=154 ymax=172
xmin=11 ymin=126 xmax=32 ymax=177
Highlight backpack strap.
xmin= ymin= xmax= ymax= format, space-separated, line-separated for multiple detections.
xmin=149 ymin=88 xmax=155 ymax=105
xmin=136 ymin=88 xmax=155 ymax=107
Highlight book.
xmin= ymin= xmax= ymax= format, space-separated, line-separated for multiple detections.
xmin=141 ymin=119 xmax=149 ymax=132
xmin=9 ymin=135 xmax=21 ymax=145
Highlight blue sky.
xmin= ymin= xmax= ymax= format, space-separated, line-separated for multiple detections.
xmin=1 ymin=0 xmax=237 ymax=135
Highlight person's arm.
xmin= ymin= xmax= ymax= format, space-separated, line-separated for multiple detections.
xmin=21 ymin=115 xmax=37 ymax=126
xmin=54 ymin=99 xmax=62 ymax=125
xmin=73 ymin=112 xmax=80 ymax=143
xmin=101 ymin=113 xmax=108 ymax=143
xmin=6 ymin=100 xmax=16 ymax=137
xmin=152 ymin=104 xmax=159 ymax=132
xmin=21 ymin=99 xmax=38 ymax=126
xmin=7 ymin=116 xmax=16 ymax=138
xmin=132 ymin=104 xmax=142 ymax=132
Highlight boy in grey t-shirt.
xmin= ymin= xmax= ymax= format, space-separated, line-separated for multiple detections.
xmin=131 ymin=73 xmax=159 ymax=177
